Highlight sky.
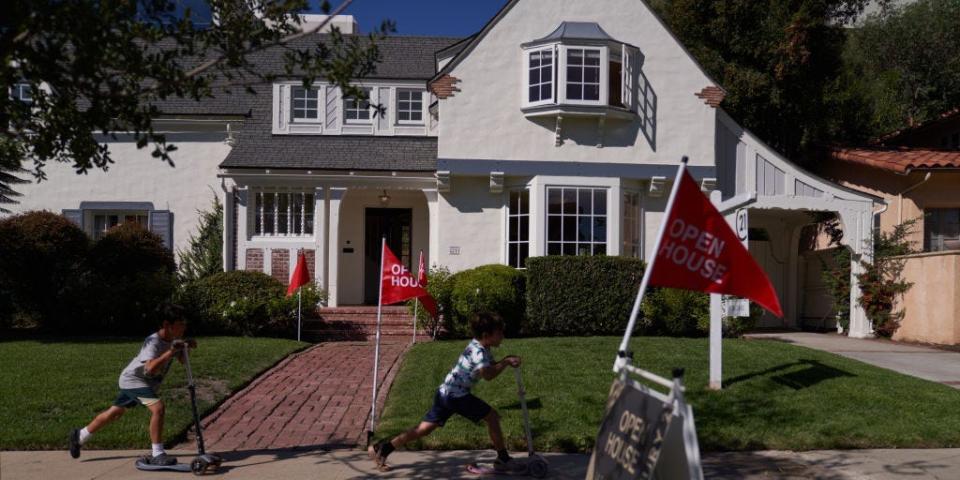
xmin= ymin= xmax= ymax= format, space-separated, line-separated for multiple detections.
xmin=314 ymin=0 xmax=510 ymax=37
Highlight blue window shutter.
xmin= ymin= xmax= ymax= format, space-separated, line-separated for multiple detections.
xmin=149 ymin=210 xmax=174 ymax=250
xmin=62 ymin=209 xmax=83 ymax=229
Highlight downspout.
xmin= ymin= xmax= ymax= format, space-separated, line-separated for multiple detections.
xmin=897 ymin=171 xmax=932 ymax=225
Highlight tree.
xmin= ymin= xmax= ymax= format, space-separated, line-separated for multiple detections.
xmin=840 ymin=0 xmax=960 ymax=136
xmin=0 ymin=0 xmax=392 ymax=197
xmin=178 ymin=194 xmax=223 ymax=283
xmin=649 ymin=0 xmax=882 ymax=163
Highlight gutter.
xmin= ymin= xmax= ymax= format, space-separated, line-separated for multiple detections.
xmin=897 ymin=172 xmax=932 ymax=224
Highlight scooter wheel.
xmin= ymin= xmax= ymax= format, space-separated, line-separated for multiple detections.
xmin=529 ymin=458 xmax=549 ymax=478
xmin=191 ymin=458 xmax=208 ymax=475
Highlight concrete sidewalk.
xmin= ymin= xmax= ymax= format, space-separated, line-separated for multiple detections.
xmin=747 ymin=332 xmax=960 ymax=389
xmin=5 ymin=448 xmax=960 ymax=479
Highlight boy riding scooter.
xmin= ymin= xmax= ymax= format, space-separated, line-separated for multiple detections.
xmin=69 ymin=303 xmax=196 ymax=466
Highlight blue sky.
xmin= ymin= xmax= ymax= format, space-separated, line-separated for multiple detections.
xmin=317 ymin=0 xmax=510 ymax=37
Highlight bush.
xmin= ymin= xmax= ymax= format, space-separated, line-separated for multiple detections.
xmin=406 ymin=265 xmax=455 ymax=339
xmin=80 ymin=223 xmax=177 ymax=334
xmin=640 ymin=288 xmax=709 ymax=337
xmin=181 ymin=270 xmax=326 ymax=337
xmin=525 ymin=256 xmax=644 ymax=336
xmin=178 ymin=196 xmax=223 ymax=282
xmin=724 ymin=302 xmax=762 ymax=337
xmin=448 ymin=265 xmax=526 ymax=338
xmin=0 ymin=211 xmax=89 ymax=330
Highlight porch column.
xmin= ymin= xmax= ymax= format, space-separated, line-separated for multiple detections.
xmin=236 ymin=187 xmax=250 ymax=270
xmin=846 ymin=209 xmax=875 ymax=338
xmin=423 ymin=188 xmax=440 ymax=268
xmin=313 ymin=186 xmax=325 ymax=288
xmin=326 ymin=187 xmax=347 ymax=308
xmin=785 ymin=224 xmax=804 ymax=328
xmin=222 ymin=184 xmax=235 ymax=272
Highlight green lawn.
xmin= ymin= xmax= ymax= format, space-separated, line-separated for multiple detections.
xmin=377 ymin=336 xmax=960 ymax=452
xmin=0 ymin=336 xmax=306 ymax=450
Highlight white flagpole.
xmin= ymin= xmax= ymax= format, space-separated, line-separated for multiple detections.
xmin=370 ymin=237 xmax=386 ymax=440
xmin=615 ymin=156 xmax=689 ymax=372
xmin=297 ymin=288 xmax=302 ymax=342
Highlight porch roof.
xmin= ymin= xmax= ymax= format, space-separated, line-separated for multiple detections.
xmin=220 ymin=135 xmax=437 ymax=171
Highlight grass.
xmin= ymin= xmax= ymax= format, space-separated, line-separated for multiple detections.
xmin=0 ymin=336 xmax=306 ymax=450
xmin=377 ymin=336 xmax=960 ymax=452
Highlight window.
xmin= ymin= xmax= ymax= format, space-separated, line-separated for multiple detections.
xmin=622 ymin=192 xmax=641 ymax=258
xmin=546 ymin=187 xmax=607 ymax=256
xmin=396 ymin=89 xmax=423 ymax=123
xmin=527 ymin=49 xmax=554 ymax=104
xmin=254 ymin=191 xmax=315 ymax=237
xmin=10 ymin=82 xmax=32 ymax=103
xmin=507 ymin=190 xmax=530 ymax=268
xmin=344 ymin=89 xmax=372 ymax=123
xmin=565 ymin=48 xmax=601 ymax=102
xmin=925 ymin=208 xmax=960 ymax=252
xmin=93 ymin=212 xmax=148 ymax=241
xmin=291 ymin=87 xmax=320 ymax=122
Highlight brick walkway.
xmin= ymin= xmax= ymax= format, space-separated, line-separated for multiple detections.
xmin=193 ymin=341 xmax=409 ymax=452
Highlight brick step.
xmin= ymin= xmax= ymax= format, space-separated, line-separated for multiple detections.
xmin=317 ymin=306 xmax=409 ymax=314
xmin=302 ymin=328 xmax=431 ymax=342
xmin=313 ymin=317 xmax=415 ymax=326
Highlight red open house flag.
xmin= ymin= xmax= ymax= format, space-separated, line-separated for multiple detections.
xmin=416 ymin=251 xmax=438 ymax=318
xmin=380 ymin=243 xmax=436 ymax=311
xmin=286 ymin=251 xmax=311 ymax=296
xmin=648 ymin=169 xmax=783 ymax=317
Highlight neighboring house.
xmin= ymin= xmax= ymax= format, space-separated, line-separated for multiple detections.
xmin=823 ymin=109 xmax=960 ymax=344
xmin=7 ymin=4 xmax=881 ymax=338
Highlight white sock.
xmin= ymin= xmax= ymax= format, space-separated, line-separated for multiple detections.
xmin=79 ymin=427 xmax=92 ymax=445
xmin=152 ymin=443 xmax=165 ymax=457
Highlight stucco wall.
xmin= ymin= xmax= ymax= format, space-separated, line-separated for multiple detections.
xmin=438 ymin=0 xmax=717 ymax=166
xmin=894 ymin=252 xmax=960 ymax=345
xmin=437 ymin=176 xmax=505 ymax=271
xmin=6 ymin=134 xmax=230 ymax=256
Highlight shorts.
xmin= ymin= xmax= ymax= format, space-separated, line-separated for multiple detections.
xmin=423 ymin=390 xmax=492 ymax=427
xmin=113 ymin=387 xmax=161 ymax=408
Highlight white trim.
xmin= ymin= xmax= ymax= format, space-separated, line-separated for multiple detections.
xmin=395 ymin=88 xmax=426 ymax=125
xmin=522 ymin=45 xmax=557 ymax=108
xmin=559 ymin=45 xmax=608 ymax=107
xmin=290 ymin=86 xmax=323 ymax=124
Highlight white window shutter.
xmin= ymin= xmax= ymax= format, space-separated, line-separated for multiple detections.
xmin=622 ymin=47 xmax=634 ymax=111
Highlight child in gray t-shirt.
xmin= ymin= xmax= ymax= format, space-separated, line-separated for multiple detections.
xmin=69 ymin=304 xmax=196 ymax=466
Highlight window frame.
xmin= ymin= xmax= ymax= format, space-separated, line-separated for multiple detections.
xmin=11 ymin=82 xmax=32 ymax=103
xmin=924 ymin=207 xmax=960 ymax=252
xmin=252 ymin=190 xmax=316 ymax=238
xmin=622 ymin=190 xmax=642 ymax=258
xmin=523 ymin=45 xmax=556 ymax=108
xmin=92 ymin=211 xmax=149 ymax=241
xmin=343 ymin=88 xmax=373 ymax=125
xmin=559 ymin=45 xmax=608 ymax=106
xmin=506 ymin=189 xmax=531 ymax=268
xmin=290 ymin=86 xmax=322 ymax=123
xmin=396 ymin=88 xmax=425 ymax=125
xmin=545 ymin=186 xmax=609 ymax=256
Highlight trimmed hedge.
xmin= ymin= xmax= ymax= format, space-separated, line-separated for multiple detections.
xmin=180 ymin=270 xmax=326 ymax=337
xmin=80 ymin=223 xmax=177 ymax=334
xmin=640 ymin=288 xmax=709 ymax=337
xmin=525 ymin=256 xmax=644 ymax=336
xmin=448 ymin=265 xmax=526 ymax=338
xmin=0 ymin=211 xmax=89 ymax=330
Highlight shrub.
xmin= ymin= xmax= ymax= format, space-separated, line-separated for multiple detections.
xmin=80 ymin=223 xmax=177 ymax=334
xmin=181 ymin=270 xmax=326 ymax=337
xmin=0 ymin=211 xmax=89 ymax=330
xmin=525 ymin=256 xmax=644 ymax=336
xmin=449 ymin=265 xmax=526 ymax=338
xmin=178 ymin=195 xmax=223 ymax=283
xmin=406 ymin=265 xmax=455 ymax=339
xmin=641 ymin=288 xmax=709 ymax=337
xmin=723 ymin=302 xmax=762 ymax=337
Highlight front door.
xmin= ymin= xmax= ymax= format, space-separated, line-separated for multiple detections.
xmin=365 ymin=208 xmax=413 ymax=304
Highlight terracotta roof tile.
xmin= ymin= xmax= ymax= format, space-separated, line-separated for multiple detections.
xmin=829 ymin=146 xmax=960 ymax=173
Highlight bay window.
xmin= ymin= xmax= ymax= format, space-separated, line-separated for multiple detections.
xmin=527 ymin=48 xmax=554 ymax=105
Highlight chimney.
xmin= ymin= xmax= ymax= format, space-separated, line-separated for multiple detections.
xmin=298 ymin=14 xmax=358 ymax=34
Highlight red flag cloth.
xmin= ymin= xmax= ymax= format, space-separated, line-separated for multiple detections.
xmin=416 ymin=251 xmax=438 ymax=318
xmin=381 ymin=243 xmax=431 ymax=306
xmin=286 ymin=251 xmax=312 ymax=296
xmin=648 ymin=170 xmax=784 ymax=317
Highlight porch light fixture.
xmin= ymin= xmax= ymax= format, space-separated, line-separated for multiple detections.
xmin=378 ymin=190 xmax=390 ymax=205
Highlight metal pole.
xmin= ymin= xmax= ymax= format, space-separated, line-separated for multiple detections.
xmin=615 ymin=157 xmax=689 ymax=372
xmin=370 ymin=237 xmax=386 ymax=437
xmin=297 ymin=288 xmax=302 ymax=342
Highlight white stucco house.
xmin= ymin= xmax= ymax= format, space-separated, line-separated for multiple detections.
xmin=6 ymin=2 xmax=881 ymax=337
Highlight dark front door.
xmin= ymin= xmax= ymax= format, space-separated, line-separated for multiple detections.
xmin=365 ymin=208 xmax=413 ymax=304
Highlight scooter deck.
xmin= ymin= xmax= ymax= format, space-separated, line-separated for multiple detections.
xmin=466 ymin=462 xmax=530 ymax=476
xmin=135 ymin=458 xmax=192 ymax=472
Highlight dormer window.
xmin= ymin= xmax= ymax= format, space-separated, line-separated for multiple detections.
xmin=291 ymin=87 xmax=320 ymax=122
xmin=521 ymin=22 xmax=639 ymax=116
xmin=344 ymin=88 xmax=372 ymax=124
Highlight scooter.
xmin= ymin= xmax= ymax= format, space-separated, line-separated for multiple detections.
xmin=467 ymin=368 xmax=549 ymax=478
xmin=136 ymin=341 xmax=223 ymax=475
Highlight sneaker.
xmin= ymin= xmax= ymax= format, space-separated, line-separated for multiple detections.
xmin=146 ymin=453 xmax=177 ymax=466
xmin=69 ymin=429 xmax=81 ymax=459
xmin=367 ymin=443 xmax=391 ymax=472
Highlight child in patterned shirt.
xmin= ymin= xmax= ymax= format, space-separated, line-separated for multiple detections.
xmin=368 ymin=312 xmax=521 ymax=471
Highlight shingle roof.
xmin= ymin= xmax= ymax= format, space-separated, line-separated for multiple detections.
xmin=829 ymin=146 xmax=960 ymax=173
xmin=219 ymin=81 xmax=438 ymax=171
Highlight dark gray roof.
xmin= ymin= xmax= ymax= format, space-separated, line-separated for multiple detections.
xmin=152 ymin=34 xmax=461 ymax=116
xmin=219 ymin=83 xmax=437 ymax=171
xmin=528 ymin=22 xmax=616 ymax=44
